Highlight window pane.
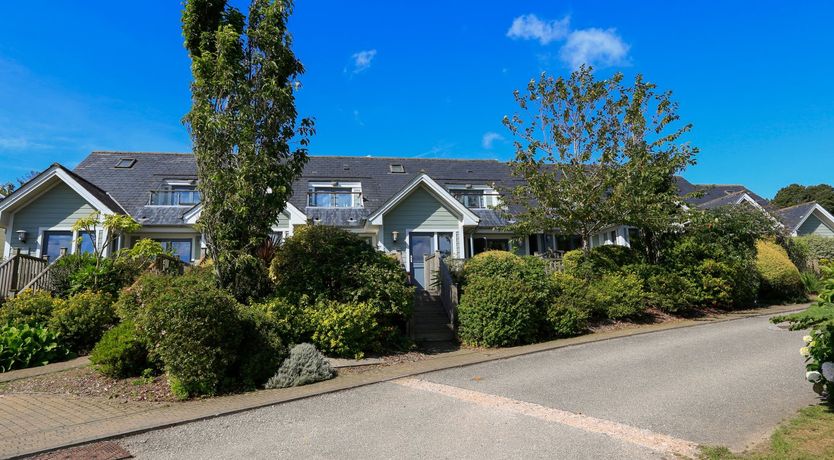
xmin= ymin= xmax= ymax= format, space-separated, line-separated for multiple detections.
xmin=43 ymin=231 xmax=72 ymax=261
xmin=438 ymin=232 xmax=453 ymax=257
xmin=79 ymin=232 xmax=96 ymax=254
xmin=333 ymin=188 xmax=352 ymax=207
xmin=313 ymin=191 xmax=330 ymax=207
xmin=168 ymin=240 xmax=192 ymax=262
xmin=486 ymin=239 xmax=509 ymax=251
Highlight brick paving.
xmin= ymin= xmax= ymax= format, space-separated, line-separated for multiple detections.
xmin=0 ymin=303 xmax=807 ymax=459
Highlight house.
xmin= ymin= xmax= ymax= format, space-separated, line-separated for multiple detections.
xmin=0 ymin=152 xmax=589 ymax=288
xmin=3 ymin=151 xmax=824 ymax=287
xmin=775 ymin=201 xmax=834 ymax=237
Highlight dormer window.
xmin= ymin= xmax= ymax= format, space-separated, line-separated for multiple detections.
xmin=149 ymin=180 xmax=201 ymax=206
xmin=307 ymin=181 xmax=362 ymax=208
xmin=449 ymin=185 xmax=499 ymax=209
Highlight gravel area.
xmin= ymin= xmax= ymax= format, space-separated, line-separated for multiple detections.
xmin=0 ymin=367 xmax=176 ymax=402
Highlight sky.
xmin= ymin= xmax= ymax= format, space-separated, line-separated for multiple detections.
xmin=0 ymin=1 xmax=832 ymax=198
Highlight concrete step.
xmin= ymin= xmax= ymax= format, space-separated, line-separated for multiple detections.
xmin=413 ymin=331 xmax=456 ymax=342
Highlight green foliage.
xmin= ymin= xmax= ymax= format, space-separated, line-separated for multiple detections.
xmin=800 ymin=271 xmax=823 ymax=295
xmin=0 ymin=290 xmax=56 ymax=326
xmin=547 ymin=304 xmax=589 ymax=337
xmin=773 ymin=183 xmax=834 ymax=212
xmin=72 ymin=212 xmax=141 ymax=269
xmin=590 ymin=273 xmax=647 ymax=319
xmin=504 ymin=66 xmax=696 ymax=255
xmin=755 ymin=240 xmax=805 ymax=302
xmin=773 ymin=265 xmax=834 ymax=330
xmin=458 ymin=276 xmax=549 ymax=347
xmin=253 ymin=295 xmax=307 ymax=345
xmin=796 ymin=235 xmax=834 ymax=267
xmin=0 ymin=323 xmax=68 ymax=372
xmin=641 ymin=266 xmax=698 ymax=313
xmin=264 ymin=343 xmax=334 ymax=389
xmin=182 ymin=0 xmax=314 ymax=302
xmin=271 ymin=225 xmax=383 ymax=301
xmin=561 ymin=245 xmax=642 ymax=279
xmin=90 ymin=320 xmax=151 ymax=379
xmin=464 ymin=251 xmax=552 ymax=292
xmin=48 ymin=291 xmax=117 ymax=354
xmin=305 ymin=299 xmax=378 ymax=359
xmin=131 ymin=269 xmax=244 ymax=399
xmin=269 ymin=225 xmax=414 ymax=351
xmin=235 ymin=306 xmax=287 ymax=389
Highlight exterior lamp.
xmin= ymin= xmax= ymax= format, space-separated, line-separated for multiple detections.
xmin=391 ymin=230 xmax=399 ymax=243
xmin=16 ymin=229 xmax=27 ymax=243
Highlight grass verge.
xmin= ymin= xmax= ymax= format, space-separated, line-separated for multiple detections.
xmin=700 ymin=403 xmax=834 ymax=460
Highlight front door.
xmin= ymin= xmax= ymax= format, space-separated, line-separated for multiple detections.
xmin=409 ymin=232 xmax=434 ymax=288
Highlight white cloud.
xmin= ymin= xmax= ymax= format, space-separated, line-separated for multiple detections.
xmin=559 ymin=28 xmax=630 ymax=69
xmin=506 ymin=14 xmax=570 ymax=45
xmin=482 ymin=132 xmax=505 ymax=149
xmin=350 ymin=49 xmax=377 ymax=74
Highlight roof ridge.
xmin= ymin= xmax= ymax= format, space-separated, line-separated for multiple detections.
xmin=90 ymin=151 xmax=194 ymax=156
xmin=776 ymin=201 xmax=818 ymax=211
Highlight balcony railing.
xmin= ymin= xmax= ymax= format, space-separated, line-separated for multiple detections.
xmin=449 ymin=191 xmax=501 ymax=209
xmin=307 ymin=191 xmax=363 ymax=208
xmin=149 ymin=190 xmax=202 ymax=206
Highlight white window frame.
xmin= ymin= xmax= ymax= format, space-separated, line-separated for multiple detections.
xmin=307 ymin=181 xmax=363 ymax=208
xmin=447 ymin=185 xmax=499 ymax=209
xmin=403 ymin=229 xmax=457 ymax=272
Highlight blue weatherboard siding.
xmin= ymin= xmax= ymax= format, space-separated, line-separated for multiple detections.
xmin=382 ymin=186 xmax=460 ymax=253
xmin=11 ymin=182 xmax=95 ymax=255
xmin=797 ymin=213 xmax=834 ymax=237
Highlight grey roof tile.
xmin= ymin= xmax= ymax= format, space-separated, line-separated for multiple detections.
xmin=775 ymin=201 xmax=818 ymax=229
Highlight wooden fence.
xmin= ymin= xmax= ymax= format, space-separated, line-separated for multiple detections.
xmin=423 ymin=252 xmax=460 ymax=329
xmin=0 ymin=249 xmax=59 ymax=301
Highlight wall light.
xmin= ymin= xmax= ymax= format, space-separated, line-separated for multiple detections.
xmin=391 ymin=230 xmax=399 ymax=243
xmin=16 ymin=230 xmax=27 ymax=243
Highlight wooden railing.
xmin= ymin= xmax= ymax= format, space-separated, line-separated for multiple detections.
xmin=19 ymin=249 xmax=68 ymax=294
xmin=0 ymin=249 xmax=56 ymax=300
xmin=424 ymin=251 xmax=460 ymax=328
xmin=149 ymin=253 xmax=186 ymax=275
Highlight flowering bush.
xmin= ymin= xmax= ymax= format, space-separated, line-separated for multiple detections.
xmin=774 ymin=264 xmax=834 ymax=401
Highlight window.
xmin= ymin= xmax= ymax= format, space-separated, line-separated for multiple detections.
xmin=78 ymin=231 xmax=96 ymax=254
xmin=153 ymin=238 xmax=193 ymax=263
xmin=114 ymin=158 xmax=136 ymax=169
xmin=389 ymin=164 xmax=405 ymax=173
xmin=472 ymin=236 xmax=509 ymax=256
xmin=307 ymin=182 xmax=362 ymax=208
xmin=449 ymin=186 xmax=498 ymax=209
xmin=149 ymin=182 xmax=201 ymax=206
xmin=42 ymin=231 xmax=72 ymax=261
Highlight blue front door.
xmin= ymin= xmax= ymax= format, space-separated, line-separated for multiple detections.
xmin=410 ymin=232 xmax=434 ymax=288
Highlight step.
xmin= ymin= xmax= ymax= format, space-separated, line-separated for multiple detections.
xmin=413 ymin=331 xmax=456 ymax=342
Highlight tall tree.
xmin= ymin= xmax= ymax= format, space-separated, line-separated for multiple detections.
xmin=182 ymin=0 xmax=314 ymax=300
xmin=772 ymin=183 xmax=834 ymax=212
xmin=0 ymin=170 xmax=39 ymax=197
xmin=504 ymin=67 xmax=696 ymax=258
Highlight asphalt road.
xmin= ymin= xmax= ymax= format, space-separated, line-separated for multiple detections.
xmin=121 ymin=314 xmax=817 ymax=459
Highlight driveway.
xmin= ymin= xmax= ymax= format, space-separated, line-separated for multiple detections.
xmin=121 ymin=314 xmax=816 ymax=459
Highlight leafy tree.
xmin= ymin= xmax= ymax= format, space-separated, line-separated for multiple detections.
xmin=0 ymin=170 xmax=39 ymax=197
xmin=772 ymin=183 xmax=834 ymax=212
xmin=182 ymin=0 xmax=314 ymax=301
xmin=503 ymin=67 xmax=696 ymax=257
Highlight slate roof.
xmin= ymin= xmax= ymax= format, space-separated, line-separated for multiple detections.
xmin=674 ymin=176 xmax=771 ymax=210
xmin=70 ymin=152 xmax=777 ymax=229
xmin=775 ymin=201 xmax=819 ymax=230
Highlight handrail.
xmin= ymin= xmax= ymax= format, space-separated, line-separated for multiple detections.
xmin=19 ymin=251 xmax=67 ymax=293
xmin=0 ymin=250 xmax=52 ymax=300
xmin=424 ymin=251 xmax=459 ymax=328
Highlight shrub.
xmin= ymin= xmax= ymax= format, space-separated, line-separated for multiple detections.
xmin=48 ymin=291 xmax=117 ymax=354
xmin=463 ymin=251 xmax=552 ymax=293
xmin=264 ymin=343 xmax=335 ymax=389
xmin=566 ymin=245 xmax=643 ymax=279
xmin=306 ymin=299 xmax=378 ymax=359
xmin=547 ymin=304 xmax=588 ymax=337
xmin=351 ymin=257 xmax=414 ymax=331
xmin=0 ymin=323 xmax=68 ymax=372
xmin=796 ymin=235 xmax=834 ymax=268
xmin=626 ymin=264 xmax=698 ymax=313
xmin=458 ymin=276 xmax=548 ymax=347
xmin=90 ymin=320 xmax=151 ymax=378
xmin=254 ymin=296 xmax=308 ymax=346
xmin=235 ymin=307 xmax=287 ymax=389
xmin=132 ymin=269 xmax=243 ymax=399
xmin=270 ymin=225 xmax=381 ymax=302
xmin=551 ymin=272 xmax=595 ymax=314
xmin=756 ymin=240 xmax=806 ymax=302
xmin=0 ymin=290 xmax=57 ymax=326
xmin=801 ymin=272 xmax=823 ymax=295
xmin=561 ymin=250 xmax=583 ymax=275
xmin=591 ymin=273 xmax=646 ymax=319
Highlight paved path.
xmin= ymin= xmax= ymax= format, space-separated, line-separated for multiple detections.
xmin=121 ymin=313 xmax=817 ymax=459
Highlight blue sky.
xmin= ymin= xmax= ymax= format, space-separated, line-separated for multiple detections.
xmin=0 ymin=1 xmax=832 ymax=197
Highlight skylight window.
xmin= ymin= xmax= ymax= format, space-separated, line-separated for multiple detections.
xmin=389 ymin=164 xmax=405 ymax=173
xmin=114 ymin=158 xmax=136 ymax=169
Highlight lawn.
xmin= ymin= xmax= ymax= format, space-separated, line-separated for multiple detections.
xmin=701 ymin=403 xmax=834 ymax=460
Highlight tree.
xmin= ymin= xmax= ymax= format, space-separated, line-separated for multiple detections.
xmin=72 ymin=212 xmax=141 ymax=268
xmin=503 ymin=67 xmax=697 ymax=257
xmin=0 ymin=170 xmax=39 ymax=197
xmin=182 ymin=0 xmax=314 ymax=301
xmin=772 ymin=183 xmax=834 ymax=212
